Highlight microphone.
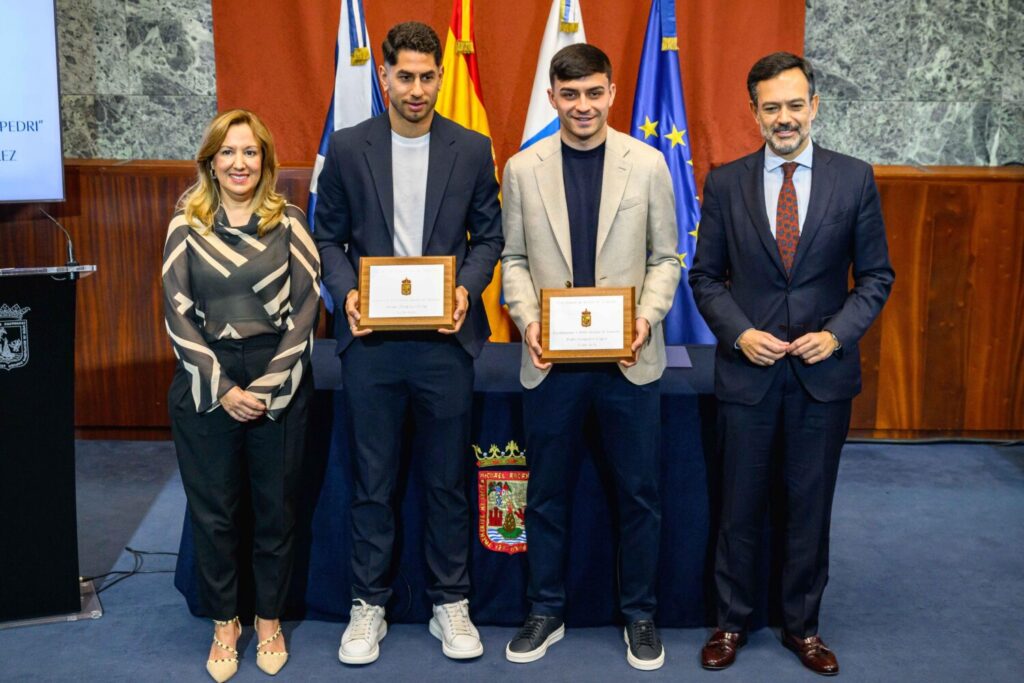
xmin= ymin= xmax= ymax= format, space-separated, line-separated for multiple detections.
xmin=38 ymin=208 xmax=80 ymax=280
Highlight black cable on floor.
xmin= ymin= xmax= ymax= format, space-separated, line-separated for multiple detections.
xmin=82 ymin=546 xmax=179 ymax=595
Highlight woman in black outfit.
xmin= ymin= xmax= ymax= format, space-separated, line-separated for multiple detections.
xmin=162 ymin=109 xmax=320 ymax=682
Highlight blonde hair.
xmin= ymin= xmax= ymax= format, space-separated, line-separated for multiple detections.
xmin=178 ymin=109 xmax=286 ymax=236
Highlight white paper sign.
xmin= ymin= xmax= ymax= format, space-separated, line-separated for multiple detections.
xmin=367 ymin=264 xmax=445 ymax=318
xmin=548 ymin=295 xmax=624 ymax=350
xmin=0 ymin=1 xmax=65 ymax=201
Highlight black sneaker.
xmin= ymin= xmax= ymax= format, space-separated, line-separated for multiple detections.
xmin=505 ymin=614 xmax=565 ymax=663
xmin=624 ymin=620 xmax=665 ymax=670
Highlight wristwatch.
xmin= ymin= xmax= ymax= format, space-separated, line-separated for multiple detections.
xmin=827 ymin=330 xmax=841 ymax=351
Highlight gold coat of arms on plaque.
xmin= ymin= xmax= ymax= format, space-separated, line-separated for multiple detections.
xmin=581 ymin=308 xmax=592 ymax=327
xmin=401 ymin=277 xmax=412 ymax=296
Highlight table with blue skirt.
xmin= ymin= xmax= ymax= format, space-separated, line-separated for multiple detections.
xmin=175 ymin=342 xmax=784 ymax=627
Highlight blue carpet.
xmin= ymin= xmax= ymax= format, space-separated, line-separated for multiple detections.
xmin=0 ymin=442 xmax=1021 ymax=682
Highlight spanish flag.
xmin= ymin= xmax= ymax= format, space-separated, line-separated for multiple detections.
xmin=436 ymin=0 xmax=514 ymax=342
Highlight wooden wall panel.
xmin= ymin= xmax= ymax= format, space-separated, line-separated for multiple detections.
xmin=0 ymin=162 xmax=193 ymax=432
xmin=868 ymin=181 xmax=929 ymax=432
xmin=962 ymin=183 xmax=1024 ymax=429
xmin=850 ymin=167 xmax=1024 ymax=438
xmin=1 ymin=162 xmax=1021 ymax=438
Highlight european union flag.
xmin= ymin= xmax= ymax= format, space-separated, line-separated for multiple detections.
xmin=630 ymin=0 xmax=714 ymax=344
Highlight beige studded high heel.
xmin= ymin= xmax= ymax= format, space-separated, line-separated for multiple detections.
xmin=254 ymin=616 xmax=289 ymax=675
xmin=206 ymin=616 xmax=241 ymax=682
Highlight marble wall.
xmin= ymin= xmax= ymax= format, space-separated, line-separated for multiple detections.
xmin=806 ymin=0 xmax=1023 ymax=165
xmin=58 ymin=0 xmax=1023 ymax=165
xmin=58 ymin=0 xmax=215 ymax=160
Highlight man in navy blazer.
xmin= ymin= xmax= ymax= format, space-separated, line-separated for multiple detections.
xmin=690 ymin=52 xmax=893 ymax=676
xmin=314 ymin=22 xmax=502 ymax=665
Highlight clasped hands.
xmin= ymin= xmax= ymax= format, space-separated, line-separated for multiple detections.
xmin=738 ymin=328 xmax=838 ymax=367
xmin=345 ymin=287 xmax=470 ymax=337
xmin=220 ymin=386 xmax=266 ymax=422
xmin=525 ymin=317 xmax=651 ymax=371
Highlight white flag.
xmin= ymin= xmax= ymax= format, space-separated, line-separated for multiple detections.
xmin=308 ymin=0 xmax=384 ymax=312
xmin=309 ymin=0 xmax=384 ymax=207
xmin=519 ymin=0 xmax=587 ymax=149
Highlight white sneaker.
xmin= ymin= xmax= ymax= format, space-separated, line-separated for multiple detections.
xmin=428 ymin=599 xmax=483 ymax=659
xmin=338 ymin=599 xmax=387 ymax=665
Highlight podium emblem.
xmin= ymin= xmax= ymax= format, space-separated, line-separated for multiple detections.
xmin=475 ymin=442 xmax=529 ymax=555
xmin=581 ymin=308 xmax=592 ymax=327
xmin=401 ymin=277 xmax=412 ymax=296
xmin=0 ymin=304 xmax=30 ymax=371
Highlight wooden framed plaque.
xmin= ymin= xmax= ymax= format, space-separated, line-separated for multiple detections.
xmin=357 ymin=255 xmax=455 ymax=331
xmin=540 ymin=286 xmax=635 ymax=363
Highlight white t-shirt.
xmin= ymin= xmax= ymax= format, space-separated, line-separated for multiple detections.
xmin=391 ymin=131 xmax=430 ymax=257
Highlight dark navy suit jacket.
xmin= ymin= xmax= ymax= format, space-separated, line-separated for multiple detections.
xmin=313 ymin=112 xmax=503 ymax=357
xmin=689 ymin=144 xmax=894 ymax=404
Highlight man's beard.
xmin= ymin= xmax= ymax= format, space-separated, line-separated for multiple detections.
xmin=762 ymin=122 xmax=807 ymax=156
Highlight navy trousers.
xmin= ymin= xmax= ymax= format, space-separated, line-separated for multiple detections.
xmin=342 ymin=334 xmax=473 ymax=607
xmin=714 ymin=357 xmax=851 ymax=637
xmin=523 ymin=364 xmax=662 ymax=623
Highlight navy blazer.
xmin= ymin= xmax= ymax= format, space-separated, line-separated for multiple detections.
xmin=314 ymin=113 xmax=503 ymax=358
xmin=689 ymin=145 xmax=894 ymax=404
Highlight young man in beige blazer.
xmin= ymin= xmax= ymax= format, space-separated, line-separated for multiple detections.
xmin=500 ymin=43 xmax=680 ymax=671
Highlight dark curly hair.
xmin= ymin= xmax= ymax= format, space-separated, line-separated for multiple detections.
xmin=382 ymin=22 xmax=442 ymax=67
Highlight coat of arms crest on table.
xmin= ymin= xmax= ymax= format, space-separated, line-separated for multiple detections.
xmin=475 ymin=441 xmax=528 ymax=554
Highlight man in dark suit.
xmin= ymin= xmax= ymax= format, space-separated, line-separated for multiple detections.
xmin=313 ymin=22 xmax=502 ymax=665
xmin=689 ymin=52 xmax=893 ymax=676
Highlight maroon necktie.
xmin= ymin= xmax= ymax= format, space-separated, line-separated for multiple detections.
xmin=776 ymin=161 xmax=800 ymax=275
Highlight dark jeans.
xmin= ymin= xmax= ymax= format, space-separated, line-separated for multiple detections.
xmin=523 ymin=364 xmax=662 ymax=622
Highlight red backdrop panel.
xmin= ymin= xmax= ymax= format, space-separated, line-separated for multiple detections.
xmin=212 ymin=0 xmax=804 ymax=186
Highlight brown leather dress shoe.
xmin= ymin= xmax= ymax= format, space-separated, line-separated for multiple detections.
xmin=701 ymin=630 xmax=747 ymax=670
xmin=782 ymin=633 xmax=839 ymax=676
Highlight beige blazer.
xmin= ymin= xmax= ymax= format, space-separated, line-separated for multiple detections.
xmin=501 ymin=128 xmax=681 ymax=388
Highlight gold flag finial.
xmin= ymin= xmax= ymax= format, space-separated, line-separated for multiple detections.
xmin=351 ymin=47 xmax=370 ymax=65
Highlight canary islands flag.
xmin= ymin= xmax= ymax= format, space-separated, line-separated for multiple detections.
xmin=630 ymin=0 xmax=714 ymax=344
xmin=437 ymin=0 xmax=513 ymax=342
xmin=520 ymin=0 xmax=586 ymax=149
